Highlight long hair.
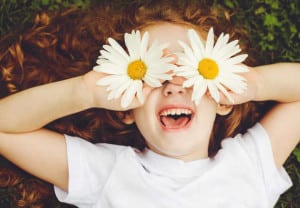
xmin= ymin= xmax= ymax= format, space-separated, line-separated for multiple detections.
xmin=0 ymin=1 xmax=266 ymax=206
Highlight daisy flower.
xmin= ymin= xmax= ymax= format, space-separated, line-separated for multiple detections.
xmin=93 ymin=30 xmax=174 ymax=108
xmin=176 ymin=28 xmax=248 ymax=104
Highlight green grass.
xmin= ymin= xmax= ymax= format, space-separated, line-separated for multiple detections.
xmin=0 ymin=0 xmax=299 ymax=207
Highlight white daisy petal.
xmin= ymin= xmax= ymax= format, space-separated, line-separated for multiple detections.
xmin=145 ymin=41 xmax=163 ymax=61
xmin=99 ymin=50 xmax=121 ymax=63
xmin=140 ymin=32 xmax=149 ymax=59
xmin=177 ymin=71 xmax=198 ymax=79
xmin=125 ymin=31 xmax=140 ymax=60
xmin=225 ymin=54 xmax=248 ymax=66
xmin=178 ymin=56 xmax=195 ymax=67
xmin=145 ymin=60 xmax=174 ymax=73
xmin=136 ymin=81 xmax=144 ymax=104
xmin=205 ymin=27 xmax=215 ymax=56
xmin=178 ymin=40 xmax=198 ymax=65
xmin=144 ymin=42 xmax=168 ymax=63
xmin=158 ymin=56 xmax=175 ymax=65
xmin=94 ymin=29 xmax=172 ymax=108
xmin=212 ymin=33 xmax=229 ymax=57
xmin=215 ymin=82 xmax=234 ymax=103
xmin=218 ymin=63 xmax=248 ymax=75
xmin=215 ymin=40 xmax=241 ymax=60
xmin=108 ymin=81 xmax=131 ymax=100
xmin=208 ymin=81 xmax=220 ymax=102
xmin=94 ymin=63 xmax=125 ymax=74
xmin=192 ymin=79 xmax=207 ymax=104
xmin=108 ymin=38 xmax=129 ymax=60
xmin=183 ymin=76 xmax=201 ymax=88
xmin=188 ymin=29 xmax=205 ymax=58
xmin=178 ymin=27 xmax=248 ymax=104
xmin=144 ymin=75 xmax=162 ymax=87
xmin=106 ymin=77 xmax=131 ymax=91
xmin=225 ymin=64 xmax=249 ymax=73
xmin=121 ymin=82 xmax=139 ymax=108
xmin=102 ymin=45 xmax=128 ymax=65
xmin=218 ymin=74 xmax=247 ymax=93
xmin=145 ymin=72 xmax=171 ymax=82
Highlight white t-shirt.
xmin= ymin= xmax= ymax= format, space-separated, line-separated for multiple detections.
xmin=55 ymin=123 xmax=292 ymax=208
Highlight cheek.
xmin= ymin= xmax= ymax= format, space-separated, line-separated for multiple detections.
xmin=133 ymin=106 xmax=153 ymax=130
xmin=132 ymin=109 xmax=153 ymax=142
xmin=132 ymin=96 xmax=159 ymax=136
xmin=133 ymin=104 xmax=156 ymax=122
xmin=194 ymin=97 xmax=218 ymax=120
xmin=132 ymin=109 xmax=144 ymax=125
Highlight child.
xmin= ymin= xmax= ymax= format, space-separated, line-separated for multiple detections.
xmin=0 ymin=1 xmax=299 ymax=207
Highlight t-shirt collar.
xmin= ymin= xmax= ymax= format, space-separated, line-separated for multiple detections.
xmin=136 ymin=148 xmax=211 ymax=178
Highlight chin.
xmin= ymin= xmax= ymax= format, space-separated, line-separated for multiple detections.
xmin=153 ymin=142 xmax=196 ymax=159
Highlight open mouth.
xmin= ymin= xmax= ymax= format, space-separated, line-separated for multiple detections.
xmin=159 ymin=108 xmax=193 ymax=130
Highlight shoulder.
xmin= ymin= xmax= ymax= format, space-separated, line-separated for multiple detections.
xmin=216 ymin=123 xmax=292 ymax=205
xmin=64 ymin=134 xmax=132 ymax=152
xmin=55 ymin=135 xmax=140 ymax=204
xmin=218 ymin=123 xmax=277 ymax=166
xmin=219 ymin=123 xmax=268 ymax=156
xmin=63 ymin=134 xmax=138 ymax=166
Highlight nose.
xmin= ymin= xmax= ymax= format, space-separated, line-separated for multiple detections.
xmin=163 ymin=76 xmax=186 ymax=96
xmin=162 ymin=49 xmax=186 ymax=96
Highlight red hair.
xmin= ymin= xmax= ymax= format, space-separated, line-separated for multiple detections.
xmin=0 ymin=1 xmax=266 ymax=206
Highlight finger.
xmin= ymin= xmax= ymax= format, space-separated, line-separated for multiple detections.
xmin=124 ymin=85 xmax=154 ymax=110
xmin=163 ymin=48 xmax=178 ymax=64
xmin=219 ymin=91 xmax=250 ymax=105
xmin=205 ymin=88 xmax=237 ymax=105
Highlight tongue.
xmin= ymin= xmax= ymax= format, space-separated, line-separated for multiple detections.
xmin=161 ymin=116 xmax=190 ymax=129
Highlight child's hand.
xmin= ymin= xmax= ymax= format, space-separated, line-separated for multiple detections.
xmin=218 ymin=65 xmax=260 ymax=105
xmin=82 ymin=70 xmax=154 ymax=111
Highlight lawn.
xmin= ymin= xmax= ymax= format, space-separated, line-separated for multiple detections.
xmin=0 ymin=0 xmax=299 ymax=207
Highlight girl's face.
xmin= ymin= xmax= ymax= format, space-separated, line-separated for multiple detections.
xmin=132 ymin=23 xmax=218 ymax=161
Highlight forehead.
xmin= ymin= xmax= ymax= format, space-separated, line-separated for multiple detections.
xmin=142 ymin=23 xmax=191 ymax=52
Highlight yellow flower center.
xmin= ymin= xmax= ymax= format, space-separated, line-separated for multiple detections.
xmin=127 ymin=60 xmax=147 ymax=80
xmin=198 ymin=58 xmax=219 ymax=79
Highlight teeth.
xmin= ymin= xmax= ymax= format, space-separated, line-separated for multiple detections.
xmin=160 ymin=108 xmax=192 ymax=116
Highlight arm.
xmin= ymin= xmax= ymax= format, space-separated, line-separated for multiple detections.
xmin=0 ymin=70 xmax=151 ymax=190
xmin=223 ymin=63 xmax=300 ymax=167
xmin=226 ymin=63 xmax=300 ymax=167
xmin=254 ymin=63 xmax=300 ymax=167
xmin=0 ymin=75 xmax=94 ymax=191
xmin=0 ymin=71 xmax=150 ymax=133
xmin=0 ymin=76 xmax=93 ymax=133
xmin=0 ymin=129 xmax=68 ymax=190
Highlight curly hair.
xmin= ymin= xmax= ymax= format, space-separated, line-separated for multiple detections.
xmin=0 ymin=1 xmax=267 ymax=207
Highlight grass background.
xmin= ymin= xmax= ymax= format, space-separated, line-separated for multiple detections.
xmin=0 ymin=0 xmax=299 ymax=207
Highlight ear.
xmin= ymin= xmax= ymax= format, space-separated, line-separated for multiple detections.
xmin=121 ymin=111 xmax=135 ymax=125
xmin=216 ymin=104 xmax=233 ymax=116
